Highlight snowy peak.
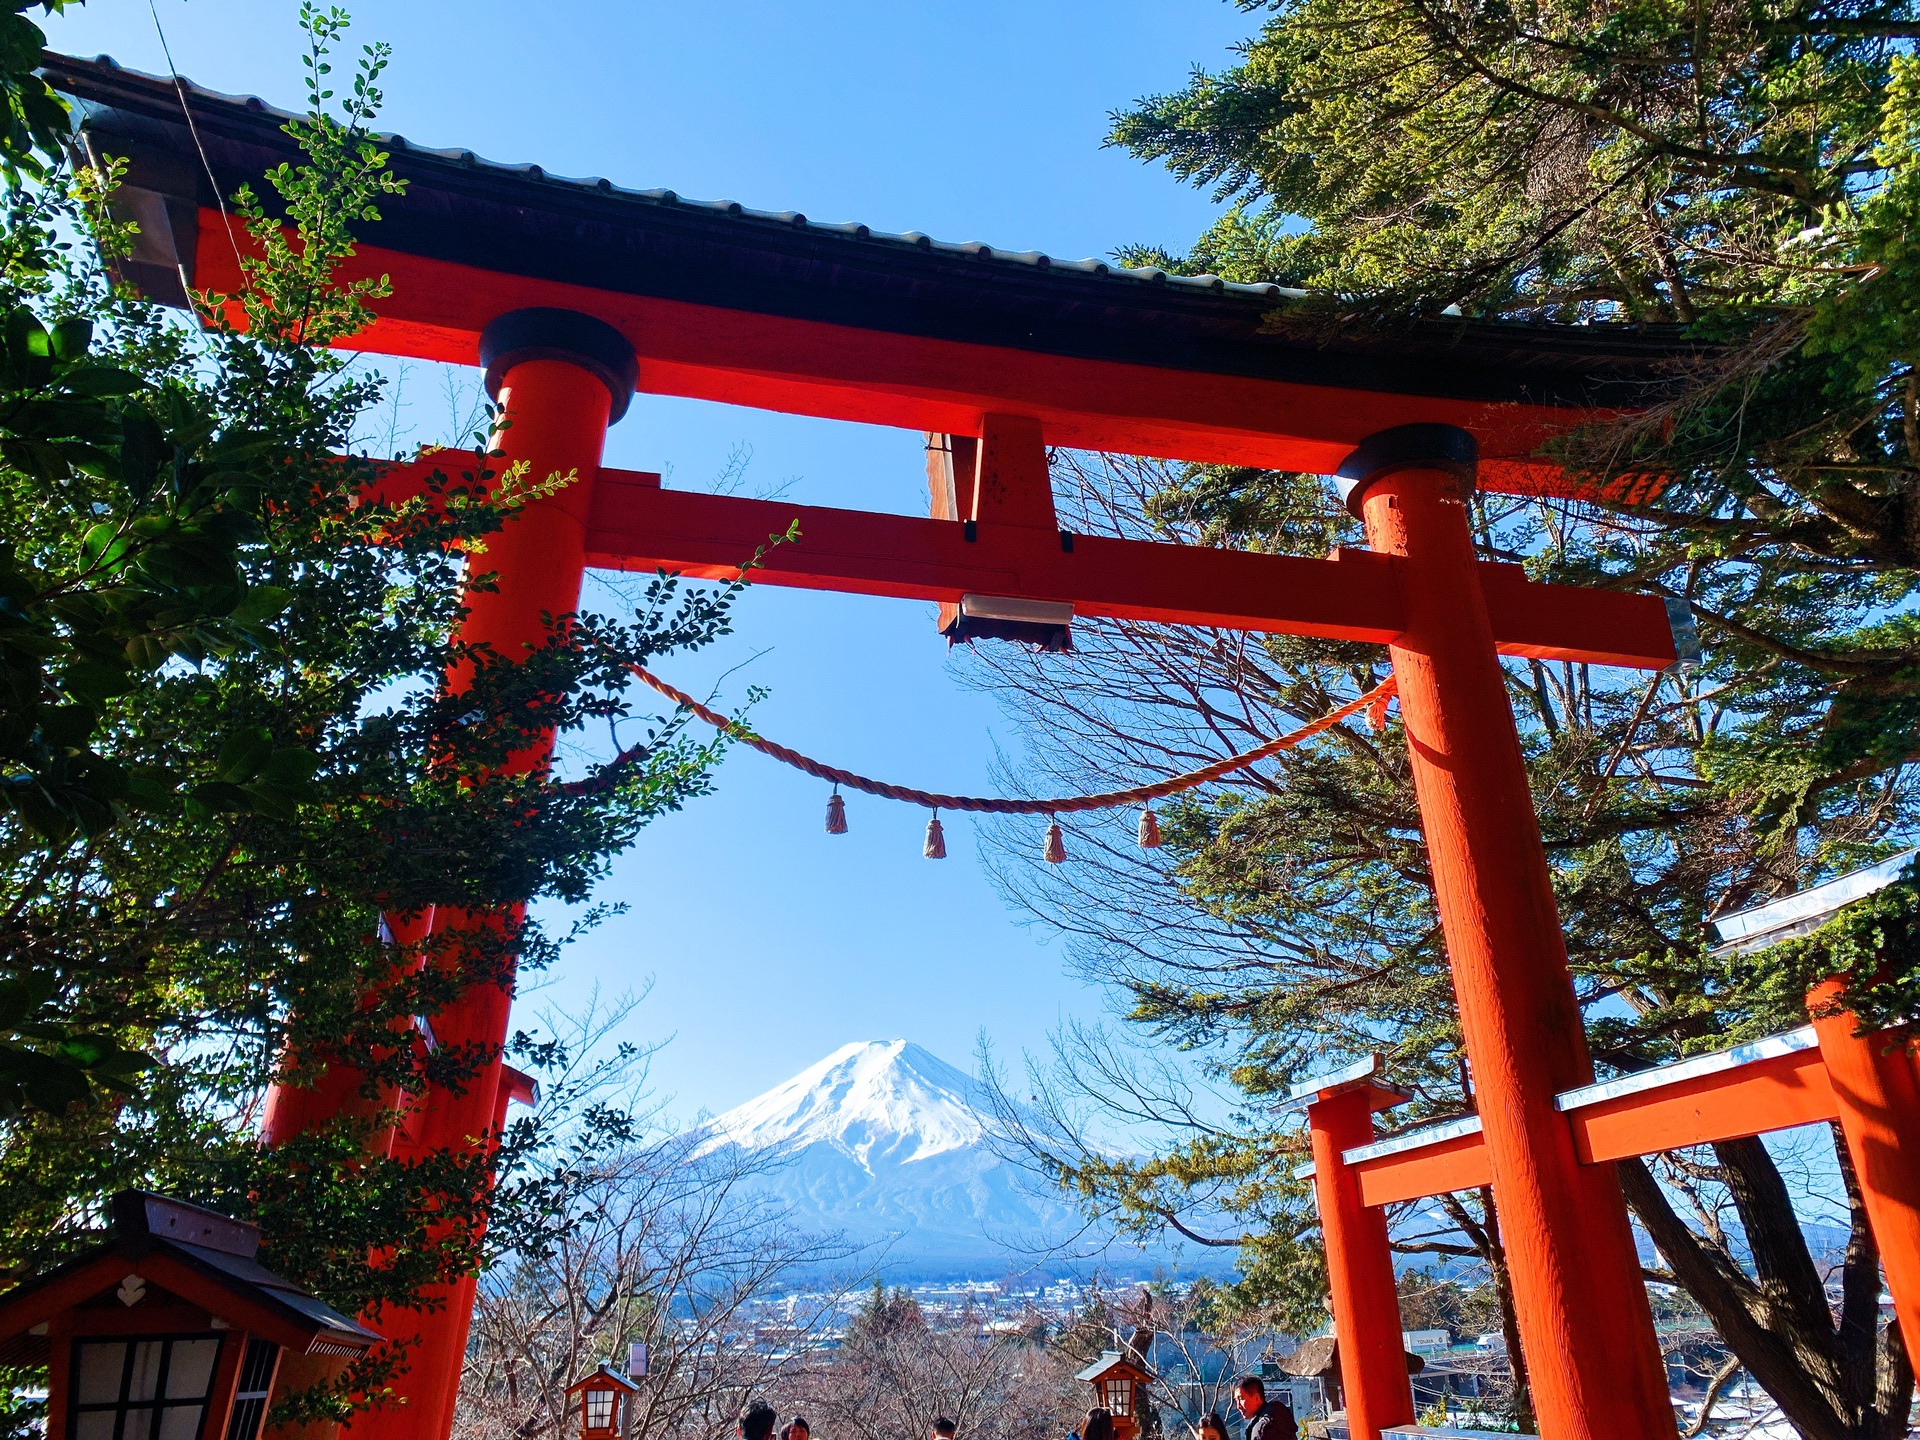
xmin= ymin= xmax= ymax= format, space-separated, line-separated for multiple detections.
xmin=684 ymin=1041 xmax=1226 ymax=1279
xmin=699 ymin=1039 xmax=987 ymax=1167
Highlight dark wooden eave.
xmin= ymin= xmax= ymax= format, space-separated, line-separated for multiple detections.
xmin=42 ymin=51 xmax=1702 ymax=415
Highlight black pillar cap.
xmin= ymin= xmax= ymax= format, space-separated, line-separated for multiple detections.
xmin=479 ymin=308 xmax=640 ymax=424
xmin=1333 ymin=423 xmax=1478 ymax=515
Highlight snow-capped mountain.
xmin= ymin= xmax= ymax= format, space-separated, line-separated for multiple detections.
xmin=697 ymin=1040 xmax=988 ymax=1167
xmin=691 ymin=1041 xmax=1149 ymax=1278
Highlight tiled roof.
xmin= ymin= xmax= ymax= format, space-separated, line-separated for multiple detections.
xmin=40 ymin=50 xmax=1707 ymax=409
xmin=49 ymin=51 xmax=1304 ymax=303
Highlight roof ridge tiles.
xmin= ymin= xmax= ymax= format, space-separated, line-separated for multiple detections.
xmin=45 ymin=51 xmax=1318 ymax=306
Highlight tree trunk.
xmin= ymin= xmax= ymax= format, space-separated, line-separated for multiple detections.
xmin=1714 ymin=1136 xmax=1835 ymax=1348
xmin=1478 ymin=1186 xmax=1535 ymax=1433
xmin=1830 ymin=1122 xmax=1916 ymax=1440
xmin=1616 ymin=1157 xmax=1853 ymax=1440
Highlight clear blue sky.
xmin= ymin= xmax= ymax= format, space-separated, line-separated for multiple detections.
xmin=44 ymin=0 xmax=1248 ymax=1121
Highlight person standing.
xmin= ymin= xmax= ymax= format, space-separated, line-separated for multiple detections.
xmin=1197 ymin=1412 xmax=1230 ymax=1440
xmin=1235 ymin=1376 xmax=1295 ymax=1440
xmin=1084 ymin=1408 xmax=1116 ymax=1440
xmin=740 ymin=1403 xmax=778 ymax=1440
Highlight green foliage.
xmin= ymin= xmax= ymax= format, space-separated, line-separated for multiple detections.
xmin=0 ymin=7 xmax=746 ymax=1424
xmin=982 ymin=0 xmax=1920 ymax=1429
xmin=1715 ymin=856 xmax=1920 ymax=1035
xmin=1105 ymin=0 xmax=1920 ymax=836
xmin=0 ymin=3 xmax=74 ymax=186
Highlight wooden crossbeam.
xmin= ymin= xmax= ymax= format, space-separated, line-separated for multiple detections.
xmin=367 ymin=456 xmax=1679 ymax=668
xmin=1354 ymin=1123 xmax=1493 ymax=1208
xmin=1342 ymin=1034 xmax=1855 ymax=1207
xmin=1560 ymin=1035 xmax=1840 ymax=1164
xmin=193 ymin=221 xmax=1664 ymax=494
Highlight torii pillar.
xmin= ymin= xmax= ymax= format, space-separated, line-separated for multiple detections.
xmin=1301 ymin=1068 xmax=1416 ymax=1440
xmin=1809 ymin=978 xmax=1920 ymax=1350
xmin=264 ymin=308 xmax=637 ymax=1440
xmin=1339 ymin=426 xmax=1676 ymax=1440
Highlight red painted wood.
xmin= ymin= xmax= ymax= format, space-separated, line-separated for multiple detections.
xmin=1352 ymin=1048 xmax=1843 ymax=1204
xmin=60 ymin=1306 xmax=211 ymax=1336
xmin=1353 ymin=1129 xmax=1495 ymax=1207
xmin=586 ymin=473 xmax=1406 ymax=642
xmin=191 ymin=216 xmax=1611 ymax=480
xmin=972 ymin=414 xmax=1057 ymax=529
xmin=1359 ymin=465 xmax=1673 ymax=1440
xmin=1481 ymin=461 xmax=1672 ymax=506
xmin=200 ymin=1324 xmax=248 ymax=1440
xmin=556 ymin=468 xmax=1671 ymax=666
xmin=323 ymin=357 xmax=615 ymax=1440
xmin=1308 ymin=1087 xmax=1417 ymax=1440
xmin=46 ymin=1316 xmax=70 ymax=1440
xmin=259 ymin=909 xmax=434 ymax=1158
xmin=364 ymin=452 xmax=1679 ymax=666
xmin=1810 ymin=981 xmax=1920 ymax=1355
xmin=416 ymin=1054 xmax=530 ymax=1439
xmin=122 ymin=1255 xmax=335 ymax=1351
xmin=1569 ymin=1047 xmax=1839 ymax=1163
xmin=1470 ymin=562 xmax=1678 ymax=670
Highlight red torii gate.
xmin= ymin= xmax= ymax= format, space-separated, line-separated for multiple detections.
xmin=1292 ymin=854 xmax=1920 ymax=1440
xmin=46 ymin=52 xmax=1859 ymax=1440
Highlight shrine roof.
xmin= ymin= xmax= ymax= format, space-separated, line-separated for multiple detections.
xmin=0 ymin=1192 xmax=381 ymax=1360
xmin=42 ymin=51 xmax=1708 ymax=413
xmin=1076 ymin=1350 xmax=1152 ymax=1381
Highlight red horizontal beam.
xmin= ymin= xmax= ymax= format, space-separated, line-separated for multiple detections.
xmin=1355 ymin=1129 xmax=1493 ymax=1207
xmin=1567 ymin=1046 xmax=1839 ymax=1164
xmin=199 ymin=217 xmax=1633 ymax=487
xmin=363 ymin=455 xmax=1677 ymax=665
xmin=585 ymin=472 xmax=1677 ymax=667
xmin=584 ymin=471 xmax=1408 ymax=644
xmin=1341 ymin=1045 xmax=1857 ymax=1206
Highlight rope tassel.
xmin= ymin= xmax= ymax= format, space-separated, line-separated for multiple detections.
xmin=1044 ymin=821 xmax=1066 ymax=864
xmin=924 ymin=812 xmax=947 ymax=860
xmin=1138 ymin=807 xmax=1162 ymax=849
xmin=826 ymin=792 xmax=848 ymax=835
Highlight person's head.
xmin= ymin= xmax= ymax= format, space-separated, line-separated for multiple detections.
xmin=1085 ymin=1408 xmax=1116 ymax=1440
xmin=932 ymin=1420 xmax=957 ymax=1440
xmin=740 ymin=1403 xmax=778 ymax=1440
xmin=787 ymin=1418 xmax=812 ymax=1440
xmin=1236 ymin=1377 xmax=1267 ymax=1419
xmin=1199 ymin=1413 xmax=1230 ymax=1440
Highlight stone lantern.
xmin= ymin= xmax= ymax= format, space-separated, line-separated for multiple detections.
xmin=565 ymin=1362 xmax=640 ymax=1438
xmin=0 ymin=1190 xmax=379 ymax=1440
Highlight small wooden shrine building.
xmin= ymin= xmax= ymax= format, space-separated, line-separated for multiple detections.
xmin=0 ymin=1191 xmax=379 ymax=1440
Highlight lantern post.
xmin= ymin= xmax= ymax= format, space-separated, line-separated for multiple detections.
xmin=566 ymin=1363 xmax=642 ymax=1439
xmin=1076 ymin=1350 xmax=1157 ymax=1440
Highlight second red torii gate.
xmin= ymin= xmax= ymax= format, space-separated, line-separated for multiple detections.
xmin=1294 ymin=912 xmax=1920 ymax=1440
xmin=50 ymin=51 xmax=1744 ymax=1440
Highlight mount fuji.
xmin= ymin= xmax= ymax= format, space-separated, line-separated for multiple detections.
xmin=691 ymin=1040 xmax=1161 ymax=1278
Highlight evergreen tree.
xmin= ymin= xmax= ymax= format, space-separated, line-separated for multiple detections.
xmin=0 ymin=5 xmax=744 ymax=1427
xmin=976 ymin=7 xmax=1920 ymax=1426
